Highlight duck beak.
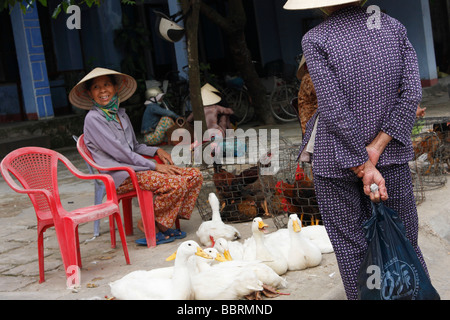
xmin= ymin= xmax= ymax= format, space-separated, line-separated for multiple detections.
xmin=196 ymin=247 xmax=213 ymax=259
xmin=293 ymin=219 xmax=302 ymax=233
xmin=166 ymin=251 xmax=177 ymax=261
xmin=223 ymin=249 xmax=233 ymax=261
xmin=215 ymin=253 xmax=228 ymax=262
xmin=258 ymin=220 xmax=269 ymax=233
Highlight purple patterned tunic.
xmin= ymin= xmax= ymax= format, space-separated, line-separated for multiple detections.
xmin=297 ymin=5 xmax=429 ymax=300
xmin=298 ymin=5 xmax=422 ymax=177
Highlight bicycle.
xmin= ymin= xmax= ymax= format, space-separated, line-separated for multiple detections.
xmin=223 ymin=74 xmax=299 ymax=124
xmin=261 ymin=57 xmax=301 ymax=122
xmin=158 ymin=68 xmax=192 ymax=116
xmin=222 ymin=75 xmax=252 ymax=125
xmin=268 ymin=76 xmax=299 ymax=122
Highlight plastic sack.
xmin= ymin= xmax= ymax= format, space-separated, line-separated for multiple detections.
xmin=357 ymin=201 xmax=440 ymax=300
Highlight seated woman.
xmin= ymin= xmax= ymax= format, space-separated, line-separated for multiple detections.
xmin=141 ymin=87 xmax=180 ymax=146
xmin=186 ymin=84 xmax=234 ymax=139
xmin=69 ymin=67 xmax=203 ymax=245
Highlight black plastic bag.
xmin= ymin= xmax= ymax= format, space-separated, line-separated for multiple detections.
xmin=357 ymin=201 xmax=440 ymax=300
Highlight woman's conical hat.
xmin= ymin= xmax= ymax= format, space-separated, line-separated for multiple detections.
xmin=69 ymin=67 xmax=137 ymax=110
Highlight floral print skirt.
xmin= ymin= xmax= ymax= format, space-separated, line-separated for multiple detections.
xmin=116 ymin=167 xmax=203 ymax=229
xmin=144 ymin=116 xmax=175 ymax=145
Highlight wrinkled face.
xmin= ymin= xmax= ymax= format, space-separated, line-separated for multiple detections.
xmin=87 ymin=75 xmax=118 ymax=106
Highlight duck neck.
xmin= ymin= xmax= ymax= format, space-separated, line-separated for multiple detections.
xmin=211 ymin=208 xmax=222 ymax=222
xmin=254 ymin=232 xmax=270 ymax=255
xmin=172 ymin=255 xmax=192 ymax=297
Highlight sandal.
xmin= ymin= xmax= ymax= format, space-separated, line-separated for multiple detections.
xmin=135 ymin=232 xmax=175 ymax=246
xmin=162 ymin=228 xmax=187 ymax=240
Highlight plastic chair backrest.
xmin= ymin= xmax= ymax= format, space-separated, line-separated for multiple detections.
xmin=1 ymin=147 xmax=62 ymax=220
xmin=77 ymin=134 xmax=96 ymax=165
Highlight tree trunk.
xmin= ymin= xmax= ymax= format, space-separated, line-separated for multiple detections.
xmin=200 ymin=0 xmax=276 ymax=125
xmin=180 ymin=0 xmax=207 ymax=136
xmin=226 ymin=30 xmax=276 ymax=125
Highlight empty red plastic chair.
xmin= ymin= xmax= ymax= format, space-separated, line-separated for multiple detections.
xmin=0 ymin=147 xmax=130 ymax=284
xmin=76 ymin=134 xmax=180 ymax=248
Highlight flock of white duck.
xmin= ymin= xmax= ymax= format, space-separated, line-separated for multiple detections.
xmin=109 ymin=193 xmax=334 ymax=300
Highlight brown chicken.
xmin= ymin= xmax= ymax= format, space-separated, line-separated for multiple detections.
xmin=233 ymin=166 xmax=259 ymax=186
xmin=433 ymin=122 xmax=450 ymax=171
xmin=273 ymin=181 xmax=301 ymax=214
xmin=237 ymin=197 xmax=258 ymax=219
xmin=413 ymin=132 xmax=441 ymax=174
xmin=213 ymin=163 xmax=237 ymax=201
xmin=272 ymin=166 xmax=319 ymax=223
xmin=213 ymin=163 xmax=260 ymax=205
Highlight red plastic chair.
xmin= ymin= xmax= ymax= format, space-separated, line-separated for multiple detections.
xmin=0 ymin=147 xmax=130 ymax=284
xmin=76 ymin=134 xmax=180 ymax=248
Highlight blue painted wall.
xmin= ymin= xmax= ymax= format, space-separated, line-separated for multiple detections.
xmin=10 ymin=2 xmax=54 ymax=119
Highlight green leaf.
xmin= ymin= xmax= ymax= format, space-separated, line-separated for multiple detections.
xmin=51 ymin=3 xmax=61 ymax=18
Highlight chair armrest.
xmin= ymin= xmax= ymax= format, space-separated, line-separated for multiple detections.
xmin=58 ymin=155 xmax=119 ymax=203
xmin=142 ymin=154 xmax=164 ymax=164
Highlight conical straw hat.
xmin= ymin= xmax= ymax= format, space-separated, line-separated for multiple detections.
xmin=283 ymin=0 xmax=360 ymax=10
xmin=202 ymin=83 xmax=220 ymax=93
xmin=201 ymin=87 xmax=222 ymax=106
xmin=69 ymin=68 xmax=137 ymax=110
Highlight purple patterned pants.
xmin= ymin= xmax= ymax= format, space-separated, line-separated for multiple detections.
xmin=313 ymin=163 xmax=429 ymax=300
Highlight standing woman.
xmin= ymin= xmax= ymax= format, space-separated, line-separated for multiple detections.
xmin=69 ymin=68 xmax=203 ymax=246
xmin=284 ymin=1 xmax=431 ymax=299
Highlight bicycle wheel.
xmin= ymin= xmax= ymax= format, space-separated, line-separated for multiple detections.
xmin=223 ymin=87 xmax=250 ymax=125
xmin=270 ymin=84 xmax=298 ymax=122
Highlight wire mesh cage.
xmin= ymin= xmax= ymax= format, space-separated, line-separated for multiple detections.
xmin=192 ymin=134 xmax=293 ymax=223
xmin=258 ymin=145 xmax=320 ymax=230
xmin=410 ymin=117 xmax=449 ymax=195
xmin=409 ymin=159 xmax=426 ymax=205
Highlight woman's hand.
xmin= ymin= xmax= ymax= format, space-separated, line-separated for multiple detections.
xmin=156 ymin=148 xmax=174 ymax=165
xmin=353 ymin=161 xmax=388 ymax=202
xmin=155 ymin=163 xmax=183 ymax=175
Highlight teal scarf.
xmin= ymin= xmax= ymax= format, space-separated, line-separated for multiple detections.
xmin=94 ymin=94 xmax=120 ymax=122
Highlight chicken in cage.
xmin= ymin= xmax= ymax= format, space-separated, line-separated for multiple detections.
xmin=192 ymin=135 xmax=293 ymax=223
xmin=410 ymin=117 xmax=449 ymax=191
xmin=258 ymin=146 xmax=321 ymax=230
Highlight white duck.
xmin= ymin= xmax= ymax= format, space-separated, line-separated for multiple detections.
xmin=190 ymin=260 xmax=263 ymax=300
xmin=109 ymin=240 xmax=211 ymax=300
xmin=301 ymin=225 xmax=334 ymax=253
xmin=242 ymin=218 xmax=288 ymax=276
xmin=145 ymin=246 xmax=261 ymax=300
xmin=196 ymin=192 xmax=241 ymax=247
xmin=266 ymin=214 xmax=322 ymax=270
xmin=135 ymin=247 xmax=224 ymax=281
xmin=214 ymin=238 xmax=288 ymax=290
xmin=265 ymin=221 xmax=333 ymax=254
xmin=213 ymin=237 xmax=245 ymax=261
